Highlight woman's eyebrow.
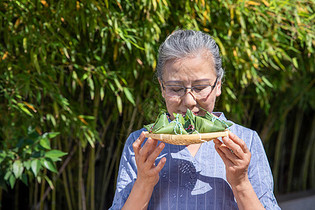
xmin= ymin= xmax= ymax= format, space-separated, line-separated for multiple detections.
xmin=165 ymin=79 xmax=211 ymax=85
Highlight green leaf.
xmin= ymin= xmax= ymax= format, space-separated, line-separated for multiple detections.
xmin=46 ymin=132 xmax=60 ymax=139
xmin=31 ymin=159 xmax=41 ymax=176
xmin=44 ymin=150 xmax=67 ymax=161
xmin=9 ymin=175 xmax=16 ymax=189
xmin=21 ymin=174 xmax=28 ymax=186
xmin=123 ymin=87 xmax=135 ymax=105
xmin=42 ymin=158 xmax=58 ymax=173
xmin=24 ymin=160 xmax=32 ymax=170
xmin=0 ymin=152 xmax=5 ymax=164
xmin=225 ymin=87 xmax=237 ymax=100
xmin=17 ymin=103 xmax=33 ymax=117
xmin=116 ymin=94 xmax=122 ymax=115
xmin=13 ymin=160 xmax=24 ymax=178
xmin=40 ymin=137 xmax=51 ymax=149
xmin=4 ymin=171 xmax=12 ymax=181
xmin=114 ymin=78 xmax=123 ymax=91
xmin=44 ymin=175 xmax=54 ymax=190
xmin=292 ymin=57 xmax=299 ymax=68
xmin=262 ymin=76 xmax=274 ymax=88
xmin=84 ymin=130 xmax=95 ymax=148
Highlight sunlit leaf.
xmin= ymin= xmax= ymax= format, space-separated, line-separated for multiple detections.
xmin=45 ymin=150 xmax=67 ymax=160
xmin=39 ymin=137 xmax=51 ymax=149
xmin=42 ymin=158 xmax=58 ymax=173
xmin=9 ymin=175 xmax=16 ymax=189
xmin=31 ymin=159 xmax=41 ymax=176
xmin=116 ymin=94 xmax=122 ymax=115
xmin=123 ymin=87 xmax=135 ymax=106
xmin=13 ymin=160 xmax=24 ymax=178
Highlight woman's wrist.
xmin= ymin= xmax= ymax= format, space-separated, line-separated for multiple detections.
xmin=122 ymin=179 xmax=156 ymax=210
xmin=231 ymin=177 xmax=252 ymax=193
xmin=134 ymin=178 xmax=156 ymax=193
xmin=231 ymin=178 xmax=265 ymax=210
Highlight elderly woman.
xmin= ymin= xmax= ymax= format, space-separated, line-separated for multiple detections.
xmin=110 ymin=30 xmax=280 ymax=209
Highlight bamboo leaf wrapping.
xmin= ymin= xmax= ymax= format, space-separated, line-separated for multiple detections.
xmin=144 ymin=109 xmax=233 ymax=134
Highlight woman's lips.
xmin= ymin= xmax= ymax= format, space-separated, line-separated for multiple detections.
xmin=180 ymin=111 xmax=200 ymax=116
xmin=193 ymin=111 xmax=199 ymax=115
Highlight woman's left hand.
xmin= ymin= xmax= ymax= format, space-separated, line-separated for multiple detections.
xmin=213 ymin=132 xmax=251 ymax=188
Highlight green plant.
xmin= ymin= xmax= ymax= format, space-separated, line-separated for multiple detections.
xmin=0 ymin=0 xmax=314 ymax=209
xmin=0 ymin=128 xmax=66 ymax=190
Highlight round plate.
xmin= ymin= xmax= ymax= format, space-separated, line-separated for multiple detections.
xmin=143 ymin=130 xmax=229 ymax=145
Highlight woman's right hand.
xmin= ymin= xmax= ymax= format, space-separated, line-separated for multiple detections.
xmin=132 ymin=131 xmax=166 ymax=187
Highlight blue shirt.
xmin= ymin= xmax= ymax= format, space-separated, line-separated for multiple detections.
xmin=110 ymin=113 xmax=280 ymax=209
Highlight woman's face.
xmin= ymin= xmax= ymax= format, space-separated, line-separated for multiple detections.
xmin=159 ymin=53 xmax=221 ymax=119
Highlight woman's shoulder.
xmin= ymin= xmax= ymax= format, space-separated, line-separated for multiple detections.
xmin=216 ymin=112 xmax=258 ymax=137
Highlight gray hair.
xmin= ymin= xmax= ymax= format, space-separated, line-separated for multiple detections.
xmin=156 ymin=30 xmax=224 ymax=81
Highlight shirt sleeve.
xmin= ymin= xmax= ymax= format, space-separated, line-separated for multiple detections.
xmin=109 ymin=131 xmax=139 ymax=210
xmin=248 ymin=131 xmax=281 ymax=210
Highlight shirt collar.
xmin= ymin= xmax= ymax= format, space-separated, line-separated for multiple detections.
xmin=212 ymin=112 xmax=227 ymax=120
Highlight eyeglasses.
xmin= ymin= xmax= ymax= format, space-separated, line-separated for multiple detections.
xmin=162 ymin=78 xmax=218 ymax=99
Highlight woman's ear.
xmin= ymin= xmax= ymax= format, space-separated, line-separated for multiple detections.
xmin=215 ymin=79 xmax=222 ymax=97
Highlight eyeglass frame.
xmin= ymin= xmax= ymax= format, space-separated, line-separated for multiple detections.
xmin=161 ymin=77 xmax=219 ymax=99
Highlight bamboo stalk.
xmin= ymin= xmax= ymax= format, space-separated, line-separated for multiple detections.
xmin=99 ymin=120 xmax=118 ymax=210
xmin=81 ymin=178 xmax=87 ymax=210
xmin=29 ymin=178 xmax=33 ymax=210
xmin=78 ymin=141 xmax=83 ymax=210
xmin=62 ymin=168 xmax=73 ymax=210
xmin=286 ymin=111 xmax=303 ymax=192
xmin=65 ymin=139 xmax=76 ymax=209
xmin=97 ymin=113 xmax=113 ymax=210
xmin=89 ymin=83 xmax=99 ymax=210
xmin=87 ymin=148 xmax=95 ymax=210
xmin=311 ymin=126 xmax=315 ymax=188
xmin=52 ymin=176 xmax=56 ymax=210
xmin=60 ymin=136 xmax=73 ymax=210
xmin=34 ymin=181 xmax=38 ymax=209
xmin=126 ymin=95 xmax=140 ymax=137
xmin=273 ymin=121 xmax=286 ymax=194
xmin=51 ymin=131 xmax=58 ymax=210
xmin=103 ymin=144 xmax=120 ymax=203
xmin=34 ymin=144 xmax=77 ymax=209
xmin=14 ymin=182 xmax=19 ymax=210
xmin=86 ymin=149 xmax=91 ymax=207
xmin=0 ymin=188 xmax=2 ymax=210
xmin=67 ymin=164 xmax=76 ymax=209
xmin=302 ymin=117 xmax=315 ymax=190
xmin=40 ymin=169 xmax=47 ymax=210
xmin=260 ymin=113 xmax=276 ymax=142
xmin=79 ymin=82 xmax=85 ymax=210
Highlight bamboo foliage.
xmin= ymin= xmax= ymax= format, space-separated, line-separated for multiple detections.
xmin=0 ymin=0 xmax=314 ymax=209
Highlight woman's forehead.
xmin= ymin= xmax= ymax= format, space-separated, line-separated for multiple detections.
xmin=162 ymin=55 xmax=217 ymax=82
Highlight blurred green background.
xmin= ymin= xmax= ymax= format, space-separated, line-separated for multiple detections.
xmin=0 ymin=0 xmax=314 ymax=209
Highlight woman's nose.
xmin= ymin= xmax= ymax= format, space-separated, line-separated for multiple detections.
xmin=182 ymin=90 xmax=197 ymax=109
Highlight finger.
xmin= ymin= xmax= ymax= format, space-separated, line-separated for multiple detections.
xmin=222 ymin=135 xmax=244 ymax=159
xmin=218 ymin=144 xmax=239 ymax=164
xmin=146 ymin=143 xmax=165 ymax=166
xmin=214 ymin=142 xmax=233 ymax=167
xmin=147 ymin=138 xmax=158 ymax=156
xmin=229 ymin=132 xmax=250 ymax=154
xmin=214 ymin=139 xmax=235 ymax=159
xmin=152 ymin=157 xmax=166 ymax=174
xmin=133 ymin=132 xmax=146 ymax=157
xmin=139 ymin=138 xmax=158 ymax=162
xmin=213 ymin=138 xmax=222 ymax=145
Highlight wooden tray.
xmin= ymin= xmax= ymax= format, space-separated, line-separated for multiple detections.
xmin=143 ymin=130 xmax=229 ymax=145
